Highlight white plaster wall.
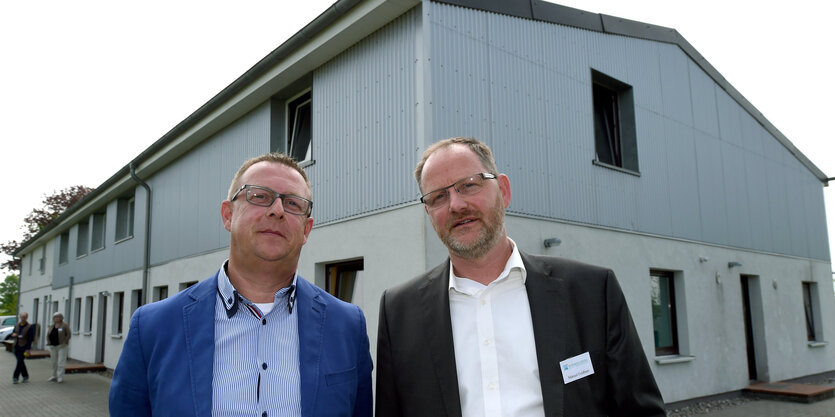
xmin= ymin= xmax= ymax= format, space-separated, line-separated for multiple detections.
xmin=298 ymin=204 xmax=428 ymax=355
xmin=504 ymin=214 xmax=835 ymax=403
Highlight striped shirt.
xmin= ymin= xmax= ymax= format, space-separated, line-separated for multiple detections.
xmin=212 ymin=262 xmax=301 ymax=417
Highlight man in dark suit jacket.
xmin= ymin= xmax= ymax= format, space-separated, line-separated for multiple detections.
xmin=376 ymin=137 xmax=664 ymax=417
xmin=110 ymin=153 xmax=372 ymax=417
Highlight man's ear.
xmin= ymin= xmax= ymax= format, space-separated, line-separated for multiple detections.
xmin=221 ymin=200 xmax=233 ymax=232
xmin=497 ymin=173 xmax=511 ymax=209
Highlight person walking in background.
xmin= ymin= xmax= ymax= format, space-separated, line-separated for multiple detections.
xmin=11 ymin=312 xmax=35 ymax=384
xmin=46 ymin=311 xmax=71 ymax=383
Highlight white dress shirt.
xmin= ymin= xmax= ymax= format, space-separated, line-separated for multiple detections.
xmin=448 ymin=239 xmax=546 ymax=417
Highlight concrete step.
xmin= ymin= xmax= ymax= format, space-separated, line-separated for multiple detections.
xmin=744 ymin=381 xmax=835 ymax=403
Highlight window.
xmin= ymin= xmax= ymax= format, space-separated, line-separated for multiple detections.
xmin=112 ymin=291 xmax=125 ymax=335
xmin=73 ymin=298 xmax=82 ymax=331
xmin=803 ymin=282 xmax=822 ymax=342
xmin=38 ymin=246 xmax=46 ymax=274
xmin=85 ymin=296 xmax=94 ymax=333
xmin=650 ymin=270 xmax=678 ymax=356
xmin=153 ymin=285 xmax=169 ymax=302
xmin=287 ymin=90 xmax=312 ymax=163
xmin=59 ymin=232 xmax=70 ymax=264
xmin=179 ymin=281 xmax=198 ymax=291
xmin=77 ymin=221 xmax=89 ymax=257
xmin=592 ymin=69 xmax=638 ymax=173
xmin=32 ymin=298 xmax=40 ymax=325
xmin=325 ymin=259 xmax=363 ymax=304
xmin=116 ymin=196 xmax=135 ymax=241
xmin=130 ymin=289 xmax=144 ymax=318
xmin=91 ymin=211 xmax=106 ymax=251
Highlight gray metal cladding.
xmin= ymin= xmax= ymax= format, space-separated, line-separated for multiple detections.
xmin=148 ymin=103 xmax=272 ymax=265
xmin=428 ymin=2 xmax=828 ymax=260
xmin=308 ymin=7 xmax=421 ymax=223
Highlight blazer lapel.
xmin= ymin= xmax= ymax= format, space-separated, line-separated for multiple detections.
xmin=183 ymin=274 xmax=218 ymax=417
xmin=418 ymin=262 xmax=463 ymax=417
xmin=522 ymin=253 xmax=565 ymax=417
xmin=296 ymin=279 xmax=325 ymax=417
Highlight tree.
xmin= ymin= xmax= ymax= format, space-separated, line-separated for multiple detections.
xmin=1 ymin=185 xmax=93 ymax=272
xmin=0 ymin=274 xmax=18 ymax=315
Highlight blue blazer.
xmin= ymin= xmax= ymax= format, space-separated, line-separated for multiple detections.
xmin=109 ymin=272 xmax=372 ymax=417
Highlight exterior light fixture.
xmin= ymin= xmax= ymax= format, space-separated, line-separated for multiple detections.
xmin=543 ymin=238 xmax=561 ymax=248
xmin=727 ymin=261 xmax=743 ymax=268
xmin=699 ymin=256 xmax=709 ymax=263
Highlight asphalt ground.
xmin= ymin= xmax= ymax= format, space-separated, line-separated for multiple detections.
xmin=1 ymin=347 xmax=833 ymax=416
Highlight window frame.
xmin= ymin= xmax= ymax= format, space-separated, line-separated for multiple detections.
xmin=91 ymin=211 xmax=106 ymax=252
xmin=115 ymin=196 xmax=135 ymax=242
xmin=76 ymin=221 xmax=90 ymax=258
xmin=59 ymin=232 xmax=70 ymax=264
xmin=325 ymin=259 xmax=364 ymax=304
xmin=286 ymin=89 xmax=313 ymax=166
xmin=802 ymin=282 xmax=822 ymax=342
xmin=650 ymin=269 xmax=679 ymax=356
xmin=591 ymin=69 xmax=639 ymax=175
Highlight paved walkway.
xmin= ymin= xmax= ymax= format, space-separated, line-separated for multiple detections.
xmin=701 ymin=398 xmax=835 ymax=417
xmin=2 ymin=347 xmax=834 ymax=416
xmin=1 ymin=349 xmax=110 ymax=416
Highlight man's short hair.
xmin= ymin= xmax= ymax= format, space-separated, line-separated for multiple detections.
xmin=414 ymin=137 xmax=499 ymax=191
xmin=227 ymin=153 xmax=312 ymax=200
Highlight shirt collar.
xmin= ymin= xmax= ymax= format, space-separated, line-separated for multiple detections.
xmin=448 ymin=237 xmax=527 ymax=293
xmin=217 ymin=260 xmax=298 ymax=319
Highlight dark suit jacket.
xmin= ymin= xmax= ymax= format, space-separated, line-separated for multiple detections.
xmin=376 ymin=251 xmax=665 ymax=417
xmin=109 ymin=272 xmax=373 ymax=417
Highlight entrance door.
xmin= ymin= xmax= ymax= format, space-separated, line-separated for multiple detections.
xmin=96 ymin=294 xmax=108 ymax=363
xmin=740 ymin=275 xmax=757 ymax=380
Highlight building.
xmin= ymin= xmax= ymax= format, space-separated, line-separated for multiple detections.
xmin=14 ymin=0 xmax=834 ymax=404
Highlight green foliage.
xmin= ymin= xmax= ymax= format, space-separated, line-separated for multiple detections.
xmin=1 ymin=185 xmax=93 ymax=272
xmin=0 ymin=274 xmax=18 ymax=315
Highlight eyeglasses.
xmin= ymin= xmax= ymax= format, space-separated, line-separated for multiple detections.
xmin=419 ymin=173 xmax=497 ymax=210
xmin=231 ymin=184 xmax=313 ymax=216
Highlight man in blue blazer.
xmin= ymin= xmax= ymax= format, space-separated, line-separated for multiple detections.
xmin=110 ymin=153 xmax=372 ymax=417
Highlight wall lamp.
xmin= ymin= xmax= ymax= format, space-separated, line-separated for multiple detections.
xmin=543 ymin=238 xmax=561 ymax=248
xmin=100 ymin=291 xmax=111 ymax=296
xmin=699 ymin=256 xmax=709 ymax=263
xmin=727 ymin=261 xmax=743 ymax=269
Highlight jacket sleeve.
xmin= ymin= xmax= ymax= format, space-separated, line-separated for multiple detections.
xmin=353 ymin=305 xmax=373 ymax=417
xmin=109 ymin=307 xmax=152 ymax=417
xmin=374 ymin=290 xmax=402 ymax=417
xmin=604 ymin=270 xmax=666 ymax=417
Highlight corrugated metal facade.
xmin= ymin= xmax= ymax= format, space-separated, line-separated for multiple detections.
xmin=148 ymin=102 xmax=271 ymax=265
xmin=308 ymin=7 xmax=422 ymax=223
xmin=428 ymin=2 xmax=829 ymax=260
xmin=52 ymin=187 xmax=147 ymax=287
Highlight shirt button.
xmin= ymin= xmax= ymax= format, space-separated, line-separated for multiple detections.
xmin=262 ymin=318 xmax=267 ymax=325
xmin=227 ymin=297 xmax=233 ymax=304
xmin=262 ymin=413 xmax=268 ymax=417
xmin=488 ymin=383 xmax=496 ymax=390
xmin=480 ymin=299 xmax=487 ymax=306
xmin=262 ymin=362 xmax=268 ymax=370
xmin=483 ymin=339 xmax=490 ymax=346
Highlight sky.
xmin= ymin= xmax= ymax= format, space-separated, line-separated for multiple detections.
xmin=1 ymin=0 xmax=833 ymax=276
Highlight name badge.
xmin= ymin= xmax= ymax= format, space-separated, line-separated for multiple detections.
xmin=560 ymin=352 xmax=594 ymax=384
xmin=58 ymin=328 xmax=63 ymax=332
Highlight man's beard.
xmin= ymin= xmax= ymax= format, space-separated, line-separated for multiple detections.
xmin=437 ymin=195 xmax=505 ymax=259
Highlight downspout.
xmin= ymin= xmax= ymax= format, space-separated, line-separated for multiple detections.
xmin=129 ymin=162 xmax=152 ymax=306
xmin=67 ymin=276 xmax=73 ymax=325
